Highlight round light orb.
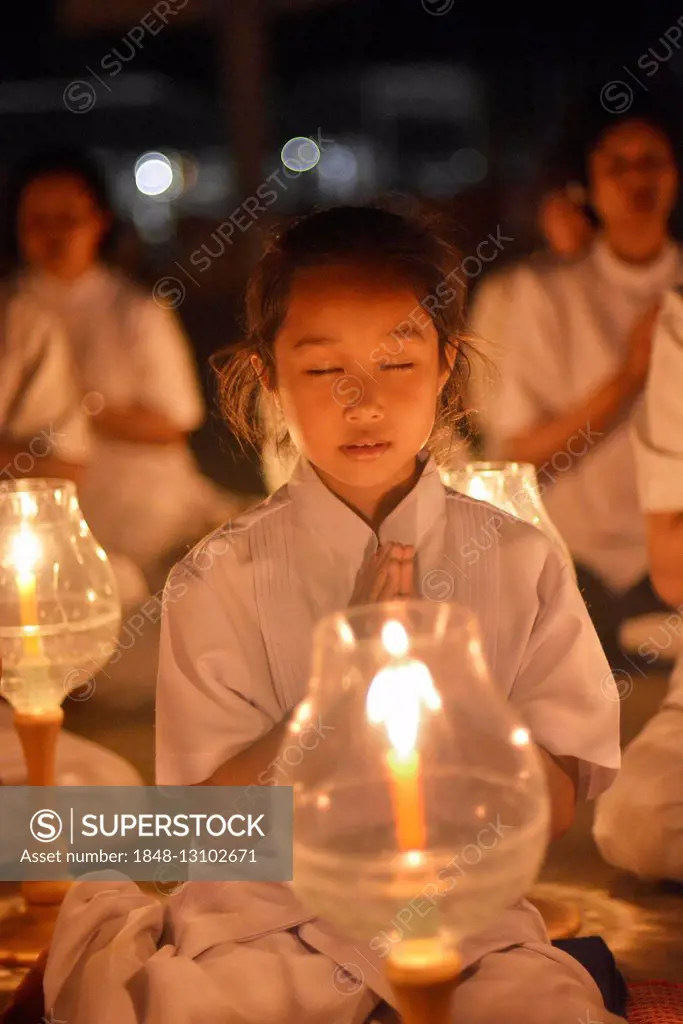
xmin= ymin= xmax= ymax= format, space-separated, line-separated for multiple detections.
xmin=134 ymin=152 xmax=174 ymax=196
xmin=281 ymin=136 xmax=321 ymax=173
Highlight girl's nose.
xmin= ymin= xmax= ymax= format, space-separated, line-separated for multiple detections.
xmin=342 ymin=377 xmax=384 ymax=422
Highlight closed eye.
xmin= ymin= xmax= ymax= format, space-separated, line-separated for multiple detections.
xmin=306 ymin=368 xmax=344 ymax=376
xmin=381 ymin=362 xmax=414 ymax=371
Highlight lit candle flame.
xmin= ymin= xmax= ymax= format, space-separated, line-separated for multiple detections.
xmin=367 ymin=658 xmax=441 ymax=758
xmin=366 ymin=633 xmax=442 ymax=853
xmin=9 ymin=527 xmax=42 ymax=575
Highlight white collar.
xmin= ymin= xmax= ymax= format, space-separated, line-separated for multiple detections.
xmin=591 ymin=236 xmax=680 ymax=293
xmin=286 ymin=450 xmax=446 ymax=558
xmin=21 ymin=264 xmax=112 ymax=308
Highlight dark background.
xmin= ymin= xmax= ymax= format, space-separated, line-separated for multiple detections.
xmin=3 ymin=0 xmax=683 ymax=491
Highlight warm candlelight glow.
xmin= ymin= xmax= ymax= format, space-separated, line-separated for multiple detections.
xmin=466 ymin=475 xmax=493 ymax=503
xmin=8 ymin=523 xmax=43 ymax=659
xmin=367 ymin=653 xmax=441 ymax=851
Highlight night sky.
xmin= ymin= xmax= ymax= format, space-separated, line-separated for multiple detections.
xmin=2 ymin=2 xmax=683 ymax=89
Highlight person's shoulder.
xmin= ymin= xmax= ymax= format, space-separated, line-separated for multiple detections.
xmin=167 ymin=484 xmax=295 ymax=589
xmin=443 ymin=487 xmax=558 ymax=575
xmin=99 ymin=267 xmax=154 ymax=311
xmin=4 ymin=281 xmax=66 ymax=354
xmin=524 ymin=249 xmax=592 ymax=293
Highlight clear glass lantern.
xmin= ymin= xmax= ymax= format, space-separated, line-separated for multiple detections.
xmin=286 ymin=601 xmax=550 ymax=963
xmin=0 ymin=479 xmax=121 ymax=714
xmin=442 ymin=461 xmax=574 ymax=571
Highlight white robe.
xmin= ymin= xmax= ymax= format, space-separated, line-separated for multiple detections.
xmin=18 ymin=266 xmax=244 ymax=569
xmin=486 ymin=237 xmax=683 ymax=593
xmin=0 ymin=286 xmax=89 ymax=467
xmin=44 ymin=454 xmax=623 ymax=1022
xmin=594 ymin=286 xmax=683 ymax=880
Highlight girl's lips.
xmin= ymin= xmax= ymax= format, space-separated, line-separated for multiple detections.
xmin=341 ymin=442 xmax=391 ymax=460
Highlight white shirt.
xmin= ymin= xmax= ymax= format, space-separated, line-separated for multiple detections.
xmin=157 ymin=453 xmax=620 ymax=797
xmin=487 ymin=237 xmax=683 ymax=592
xmin=154 ymin=454 xmax=619 ymax=964
xmin=0 ymin=287 xmax=89 ymax=465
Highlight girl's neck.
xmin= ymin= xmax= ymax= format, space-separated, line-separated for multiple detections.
xmin=314 ymin=456 xmax=423 ymax=534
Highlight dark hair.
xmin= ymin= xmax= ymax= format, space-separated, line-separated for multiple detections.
xmin=6 ymin=146 xmax=115 ymax=263
xmin=549 ymin=76 xmax=682 ymax=190
xmin=216 ymin=202 xmax=477 ymax=464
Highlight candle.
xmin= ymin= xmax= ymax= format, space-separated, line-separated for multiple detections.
xmin=9 ymin=524 xmax=43 ymax=658
xmin=366 ymin=620 xmax=442 ymax=853
xmin=387 ymin=747 xmax=427 ymax=852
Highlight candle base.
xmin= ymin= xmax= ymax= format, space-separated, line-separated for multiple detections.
xmin=0 ymin=887 xmax=62 ymax=969
xmin=386 ymin=942 xmax=461 ymax=1024
xmin=20 ymin=879 xmax=72 ymax=907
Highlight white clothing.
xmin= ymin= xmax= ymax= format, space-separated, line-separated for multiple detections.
xmin=44 ymin=453 xmax=622 ymax=1022
xmin=593 ymin=660 xmax=683 ymax=880
xmin=466 ymin=263 xmax=525 ymax=428
xmin=19 ymin=266 xmax=242 ymax=568
xmin=594 ymin=285 xmax=683 ymax=881
xmin=0 ymin=287 xmax=89 ymax=465
xmin=633 ymin=286 xmax=683 ymax=511
xmin=258 ymin=392 xmax=298 ymax=493
xmin=43 ymin=873 xmax=625 ymax=1024
xmin=487 ymin=237 xmax=683 ymax=593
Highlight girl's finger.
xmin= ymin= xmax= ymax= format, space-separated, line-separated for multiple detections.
xmin=398 ymin=552 xmax=415 ymax=596
xmin=379 ymin=558 xmax=403 ymax=601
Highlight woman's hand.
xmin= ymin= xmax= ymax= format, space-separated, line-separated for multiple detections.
xmin=349 ymin=543 xmax=415 ymax=606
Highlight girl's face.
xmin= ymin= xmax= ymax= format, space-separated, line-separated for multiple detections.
xmin=18 ymin=173 xmax=110 ymax=281
xmin=269 ymin=264 xmax=449 ymax=510
xmin=588 ymin=121 xmax=678 ymax=236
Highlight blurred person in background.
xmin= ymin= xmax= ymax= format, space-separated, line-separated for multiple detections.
xmin=593 ymin=286 xmax=683 ymax=881
xmin=484 ymin=91 xmax=682 ymax=668
xmin=467 ymin=182 xmax=595 ymax=436
xmin=0 ymin=284 xmax=89 ymax=482
xmin=8 ymin=148 xmax=249 ymax=584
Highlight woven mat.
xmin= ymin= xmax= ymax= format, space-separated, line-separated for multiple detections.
xmin=629 ymin=982 xmax=683 ymax=1022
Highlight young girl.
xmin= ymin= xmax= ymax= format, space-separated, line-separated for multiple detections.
xmin=43 ymin=205 xmax=622 ymax=1023
xmin=9 ymin=147 xmax=247 ymax=579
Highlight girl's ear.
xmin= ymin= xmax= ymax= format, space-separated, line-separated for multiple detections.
xmin=250 ymin=353 xmax=274 ymax=393
xmin=438 ymin=340 xmax=458 ymax=394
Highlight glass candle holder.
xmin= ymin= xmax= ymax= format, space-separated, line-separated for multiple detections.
xmin=442 ymin=461 xmax=574 ymax=571
xmin=0 ymin=479 xmax=121 ymax=913
xmin=285 ymin=601 xmax=550 ymax=965
xmin=0 ymin=479 xmax=121 ymax=715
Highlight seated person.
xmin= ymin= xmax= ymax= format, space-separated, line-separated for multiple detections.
xmin=37 ymin=206 xmax=625 ymax=1023
xmin=11 ymin=147 xmax=250 ymax=579
xmin=594 ymin=285 xmax=683 ymax=881
xmin=485 ymin=96 xmax=681 ymax=668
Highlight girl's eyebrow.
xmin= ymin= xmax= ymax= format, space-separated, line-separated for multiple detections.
xmin=294 ymin=328 xmax=426 ymax=351
xmin=292 ymin=335 xmax=338 ymax=351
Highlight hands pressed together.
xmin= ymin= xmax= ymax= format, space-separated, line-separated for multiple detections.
xmin=348 ymin=542 xmax=415 ymax=606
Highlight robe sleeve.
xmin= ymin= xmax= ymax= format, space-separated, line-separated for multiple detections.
xmin=155 ymin=533 xmax=283 ymax=786
xmin=633 ymin=287 xmax=683 ymax=510
xmin=129 ymin=295 xmax=205 ymax=432
xmin=510 ymin=548 xmax=621 ymax=800
xmin=4 ymin=304 xmax=91 ymax=465
xmin=485 ymin=268 xmax=567 ymax=453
